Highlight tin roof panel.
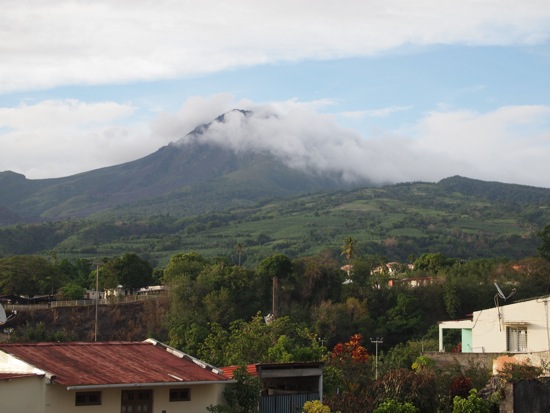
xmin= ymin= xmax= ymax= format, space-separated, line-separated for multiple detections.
xmin=0 ymin=341 xmax=230 ymax=387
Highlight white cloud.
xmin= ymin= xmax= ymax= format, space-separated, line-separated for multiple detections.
xmin=340 ymin=106 xmax=413 ymax=119
xmin=2 ymin=95 xmax=549 ymax=188
xmin=0 ymin=100 xmax=158 ymax=178
xmin=172 ymin=99 xmax=550 ymax=188
xmin=1 ymin=0 xmax=549 ymax=93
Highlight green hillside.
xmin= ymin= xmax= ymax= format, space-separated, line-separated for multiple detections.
xmin=1 ymin=176 xmax=548 ymax=267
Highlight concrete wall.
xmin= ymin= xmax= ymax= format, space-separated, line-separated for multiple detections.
xmin=0 ymin=376 xmax=46 ymax=413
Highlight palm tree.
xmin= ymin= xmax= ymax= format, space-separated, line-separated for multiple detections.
xmin=341 ymin=236 xmax=357 ymax=264
xmin=235 ymin=242 xmax=244 ymax=266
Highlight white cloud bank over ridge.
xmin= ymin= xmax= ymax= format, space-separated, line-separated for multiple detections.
xmin=1 ymin=95 xmax=549 ymax=188
xmin=173 ymin=98 xmax=550 ymax=188
xmin=1 ymin=0 xmax=549 ymax=93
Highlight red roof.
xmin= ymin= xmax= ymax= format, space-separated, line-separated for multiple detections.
xmin=0 ymin=373 xmax=39 ymax=380
xmin=221 ymin=364 xmax=258 ymax=379
xmin=0 ymin=340 xmax=230 ymax=388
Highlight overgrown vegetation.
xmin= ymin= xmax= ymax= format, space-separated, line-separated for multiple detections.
xmin=1 ymin=177 xmax=549 ymax=266
xmin=1 ymin=178 xmax=550 ymax=411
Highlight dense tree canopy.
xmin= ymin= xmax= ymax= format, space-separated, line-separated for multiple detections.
xmin=0 ymin=255 xmax=63 ymax=296
xmin=101 ymin=252 xmax=153 ymax=290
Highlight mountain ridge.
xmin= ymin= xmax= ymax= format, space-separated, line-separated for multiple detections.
xmin=0 ymin=111 xmax=368 ymax=224
xmin=1 ymin=111 xmax=549 ymax=228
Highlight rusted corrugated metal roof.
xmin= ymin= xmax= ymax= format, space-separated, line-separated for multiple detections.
xmin=221 ymin=364 xmax=258 ymax=378
xmin=0 ymin=372 xmax=40 ymax=380
xmin=0 ymin=340 xmax=230 ymax=388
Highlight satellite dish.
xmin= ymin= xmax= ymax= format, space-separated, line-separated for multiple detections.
xmin=0 ymin=304 xmax=6 ymax=324
xmin=494 ymin=282 xmax=516 ymax=301
xmin=0 ymin=303 xmax=16 ymax=325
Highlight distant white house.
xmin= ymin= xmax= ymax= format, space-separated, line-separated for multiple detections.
xmin=84 ymin=290 xmax=105 ymax=300
xmin=137 ymin=285 xmax=168 ymax=296
xmin=103 ymin=285 xmax=168 ymax=299
xmin=439 ymin=295 xmax=550 ymax=353
xmin=104 ymin=285 xmax=135 ymax=298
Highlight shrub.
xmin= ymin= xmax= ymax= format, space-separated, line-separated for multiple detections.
xmin=302 ymin=400 xmax=332 ymax=413
xmin=498 ymin=361 xmax=543 ymax=383
xmin=452 ymin=389 xmax=491 ymax=413
xmin=373 ymin=399 xmax=418 ymax=413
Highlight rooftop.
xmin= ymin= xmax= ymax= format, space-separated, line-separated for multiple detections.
xmin=0 ymin=339 xmax=230 ymax=388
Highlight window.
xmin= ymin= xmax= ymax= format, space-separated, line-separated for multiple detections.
xmin=507 ymin=326 xmax=528 ymax=352
xmin=170 ymin=388 xmax=191 ymax=402
xmin=121 ymin=389 xmax=153 ymax=413
xmin=75 ymin=391 xmax=101 ymax=406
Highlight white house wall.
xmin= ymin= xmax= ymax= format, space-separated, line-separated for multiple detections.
xmin=42 ymin=382 xmax=227 ymax=413
xmin=0 ymin=376 xmax=46 ymax=413
xmin=472 ymin=297 xmax=550 ymax=353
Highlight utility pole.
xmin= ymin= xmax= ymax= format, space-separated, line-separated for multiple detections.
xmin=272 ymin=275 xmax=279 ymax=319
xmin=370 ymin=337 xmax=383 ymax=380
xmin=93 ymin=261 xmax=101 ymax=342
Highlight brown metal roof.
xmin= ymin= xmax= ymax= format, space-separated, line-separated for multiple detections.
xmin=221 ymin=364 xmax=258 ymax=378
xmin=0 ymin=340 xmax=230 ymax=388
xmin=0 ymin=373 xmax=40 ymax=380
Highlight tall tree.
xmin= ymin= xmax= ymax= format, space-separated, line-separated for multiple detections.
xmin=537 ymin=224 xmax=550 ymax=261
xmin=0 ymin=255 xmax=63 ymax=297
xmin=341 ymin=236 xmax=357 ymax=264
xmin=101 ymin=253 xmax=153 ymax=290
xmin=235 ymin=242 xmax=244 ymax=266
xmin=257 ymin=254 xmax=292 ymax=319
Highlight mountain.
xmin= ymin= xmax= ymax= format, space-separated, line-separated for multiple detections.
xmin=0 ymin=110 xmax=368 ymax=225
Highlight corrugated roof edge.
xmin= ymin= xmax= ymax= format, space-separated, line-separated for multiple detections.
xmin=144 ymin=338 xmax=227 ymax=377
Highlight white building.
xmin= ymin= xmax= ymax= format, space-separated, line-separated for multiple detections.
xmin=439 ymin=295 xmax=550 ymax=353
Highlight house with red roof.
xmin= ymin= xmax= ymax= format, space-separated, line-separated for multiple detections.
xmin=0 ymin=338 xmax=232 ymax=413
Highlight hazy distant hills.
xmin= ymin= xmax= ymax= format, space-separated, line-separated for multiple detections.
xmin=0 ymin=111 xmax=366 ymax=225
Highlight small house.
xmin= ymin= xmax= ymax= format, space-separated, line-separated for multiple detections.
xmin=0 ymin=339 xmax=231 ymax=412
xmin=439 ymin=295 xmax=550 ymax=353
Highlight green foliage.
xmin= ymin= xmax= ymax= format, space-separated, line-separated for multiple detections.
xmin=411 ymin=355 xmax=435 ymax=372
xmin=302 ymin=400 xmax=333 ymax=413
xmin=10 ymin=321 xmax=76 ymax=342
xmin=207 ymin=366 xmax=262 ymax=413
xmin=414 ymin=253 xmax=453 ymax=273
xmin=498 ymin=361 xmax=544 ymax=383
xmin=537 ymin=224 xmax=550 ymax=261
xmin=59 ymin=281 xmax=86 ymax=300
xmin=341 ymin=236 xmax=357 ymax=263
xmin=372 ymin=368 xmax=437 ymax=413
xmin=373 ymin=399 xmax=418 ymax=413
xmin=198 ymin=314 xmax=325 ymax=367
xmin=452 ymin=389 xmax=491 ymax=413
xmin=163 ymin=251 xmax=209 ymax=282
xmin=101 ymin=252 xmax=153 ymax=290
xmin=2 ymin=177 xmax=549 ymax=263
xmin=257 ymin=254 xmax=293 ymax=279
xmin=0 ymin=255 xmax=64 ymax=296
xmin=379 ymin=340 xmax=438 ymax=375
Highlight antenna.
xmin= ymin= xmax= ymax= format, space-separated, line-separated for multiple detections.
xmin=494 ymin=282 xmax=516 ymax=301
xmin=493 ymin=282 xmax=516 ymax=332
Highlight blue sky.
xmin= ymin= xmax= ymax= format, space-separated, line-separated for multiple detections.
xmin=1 ymin=1 xmax=549 ymax=187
